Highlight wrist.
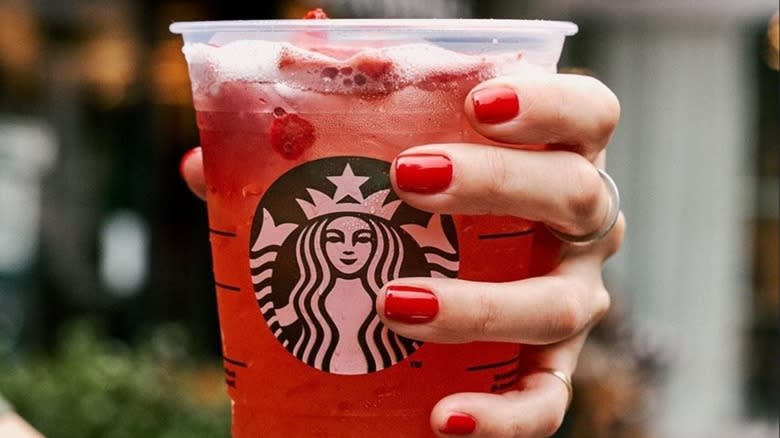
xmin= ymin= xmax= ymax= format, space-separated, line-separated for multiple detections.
xmin=0 ymin=395 xmax=11 ymax=416
xmin=0 ymin=413 xmax=45 ymax=438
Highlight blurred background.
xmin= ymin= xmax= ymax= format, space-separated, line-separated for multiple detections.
xmin=0 ymin=0 xmax=776 ymax=437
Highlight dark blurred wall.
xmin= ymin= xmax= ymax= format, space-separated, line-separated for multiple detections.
xmin=0 ymin=0 xmax=281 ymax=357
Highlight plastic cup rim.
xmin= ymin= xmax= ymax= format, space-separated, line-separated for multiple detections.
xmin=170 ymin=18 xmax=578 ymax=36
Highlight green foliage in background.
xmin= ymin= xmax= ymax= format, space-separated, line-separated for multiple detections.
xmin=0 ymin=321 xmax=230 ymax=438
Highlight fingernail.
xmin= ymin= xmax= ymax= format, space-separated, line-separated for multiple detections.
xmin=179 ymin=147 xmax=202 ymax=179
xmin=439 ymin=413 xmax=477 ymax=435
xmin=472 ymin=86 xmax=519 ymax=124
xmin=395 ymin=154 xmax=452 ymax=194
xmin=384 ymin=285 xmax=439 ymax=324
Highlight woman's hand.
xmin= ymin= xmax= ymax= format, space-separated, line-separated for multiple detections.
xmin=180 ymin=72 xmax=624 ymax=438
xmin=0 ymin=413 xmax=45 ymax=438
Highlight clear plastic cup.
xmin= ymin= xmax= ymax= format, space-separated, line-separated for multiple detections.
xmin=171 ymin=18 xmax=576 ymax=437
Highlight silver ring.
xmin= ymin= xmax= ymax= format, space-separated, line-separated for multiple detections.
xmin=546 ymin=168 xmax=621 ymax=246
xmin=535 ymin=368 xmax=573 ymax=411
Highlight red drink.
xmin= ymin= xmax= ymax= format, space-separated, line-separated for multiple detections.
xmin=173 ymin=19 xmax=576 ymax=437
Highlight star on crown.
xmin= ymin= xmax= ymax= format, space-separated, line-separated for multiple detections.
xmin=296 ymin=164 xmax=401 ymax=221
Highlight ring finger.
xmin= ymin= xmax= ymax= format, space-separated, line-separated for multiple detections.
xmin=376 ymin=252 xmax=609 ymax=346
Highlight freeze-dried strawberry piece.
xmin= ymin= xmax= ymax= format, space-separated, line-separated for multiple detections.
xmin=355 ymin=57 xmax=393 ymax=80
xmin=321 ymin=67 xmax=339 ymax=79
xmin=270 ymin=112 xmax=315 ymax=159
xmin=303 ymin=8 xmax=329 ymax=19
xmin=278 ymin=49 xmax=296 ymax=69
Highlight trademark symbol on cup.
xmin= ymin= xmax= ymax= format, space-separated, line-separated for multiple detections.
xmin=410 ymin=361 xmax=423 ymax=368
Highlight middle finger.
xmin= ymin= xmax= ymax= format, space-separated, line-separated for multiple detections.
xmin=392 ymin=144 xmax=612 ymax=239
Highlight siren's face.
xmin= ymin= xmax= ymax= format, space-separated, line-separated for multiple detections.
xmin=324 ymin=216 xmax=375 ymax=277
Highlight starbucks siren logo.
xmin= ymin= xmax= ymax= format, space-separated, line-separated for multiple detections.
xmin=249 ymin=157 xmax=459 ymax=375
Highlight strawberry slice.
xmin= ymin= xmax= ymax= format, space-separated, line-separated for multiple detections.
xmin=270 ymin=112 xmax=316 ymax=160
xmin=303 ymin=8 xmax=329 ymax=19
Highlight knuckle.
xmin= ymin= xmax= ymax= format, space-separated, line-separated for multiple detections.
xmin=537 ymin=94 xmax=570 ymax=140
xmin=548 ymin=96 xmax=570 ymax=132
xmin=600 ymin=89 xmax=622 ymax=138
xmin=592 ymin=286 xmax=612 ymax=323
xmin=583 ymin=76 xmax=621 ymax=141
xmin=538 ymin=415 xmax=565 ymax=438
xmin=563 ymin=158 xmax=603 ymax=228
xmin=471 ymin=290 xmax=502 ymax=339
xmin=597 ymin=97 xmax=621 ymax=142
xmin=547 ymin=281 xmax=587 ymax=340
xmin=481 ymin=148 xmax=513 ymax=213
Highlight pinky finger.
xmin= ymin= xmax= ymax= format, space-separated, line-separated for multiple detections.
xmin=431 ymin=373 xmax=571 ymax=438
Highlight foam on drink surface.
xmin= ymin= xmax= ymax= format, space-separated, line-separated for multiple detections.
xmin=182 ymin=40 xmax=527 ymax=98
xmin=185 ymin=39 xmax=537 ymax=158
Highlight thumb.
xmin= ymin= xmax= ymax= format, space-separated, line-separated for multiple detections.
xmin=179 ymin=147 xmax=207 ymax=201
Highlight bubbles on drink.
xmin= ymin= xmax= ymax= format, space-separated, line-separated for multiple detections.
xmin=182 ymin=39 xmax=529 ymax=99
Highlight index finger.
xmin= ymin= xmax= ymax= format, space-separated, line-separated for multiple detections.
xmin=465 ymin=73 xmax=620 ymax=161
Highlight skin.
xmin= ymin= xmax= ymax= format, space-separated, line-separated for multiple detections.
xmin=0 ymin=413 xmax=45 ymax=438
xmin=181 ymin=72 xmax=625 ymax=438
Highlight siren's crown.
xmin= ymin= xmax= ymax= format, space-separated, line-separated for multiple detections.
xmin=296 ymin=164 xmax=401 ymax=221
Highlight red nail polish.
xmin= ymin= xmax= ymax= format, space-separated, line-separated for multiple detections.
xmin=472 ymin=87 xmax=519 ymax=124
xmin=395 ymin=154 xmax=452 ymax=194
xmin=179 ymin=147 xmax=202 ymax=179
xmin=439 ymin=413 xmax=477 ymax=435
xmin=384 ymin=285 xmax=439 ymax=324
